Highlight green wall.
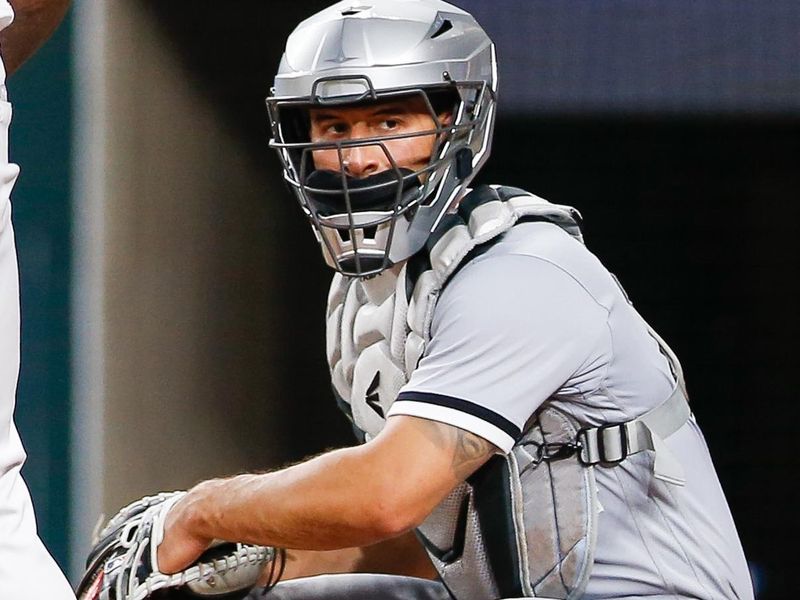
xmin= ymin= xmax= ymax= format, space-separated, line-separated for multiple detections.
xmin=8 ymin=11 xmax=73 ymax=571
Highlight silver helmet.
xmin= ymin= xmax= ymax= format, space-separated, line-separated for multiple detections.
xmin=267 ymin=0 xmax=497 ymax=277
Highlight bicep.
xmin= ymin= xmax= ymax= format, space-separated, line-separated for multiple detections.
xmin=396 ymin=415 xmax=499 ymax=483
xmin=363 ymin=415 xmax=498 ymax=526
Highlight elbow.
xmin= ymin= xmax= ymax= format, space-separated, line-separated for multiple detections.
xmin=367 ymin=503 xmax=418 ymax=540
xmin=370 ymin=505 xmax=416 ymax=540
xmin=365 ymin=482 xmax=429 ymax=540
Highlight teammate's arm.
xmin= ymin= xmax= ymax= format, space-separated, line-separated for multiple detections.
xmin=1 ymin=0 xmax=71 ymax=76
xmin=157 ymin=415 xmax=498 ymax=574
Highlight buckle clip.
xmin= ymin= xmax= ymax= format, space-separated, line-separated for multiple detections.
xmin=518 ymin=440 xmax=581 ymax=476
xmin=577 ymin=422 xmax=630 ymax=466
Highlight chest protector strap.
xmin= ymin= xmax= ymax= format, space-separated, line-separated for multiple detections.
xmin=325 ymin=185 xmax=690 ymax=599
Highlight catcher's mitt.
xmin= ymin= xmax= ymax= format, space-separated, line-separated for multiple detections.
xmin=76 ymin=491 xmax=285 ymax=600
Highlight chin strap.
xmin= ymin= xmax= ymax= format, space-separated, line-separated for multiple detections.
xmin=303 ymin=168 xmax=422 ymax=215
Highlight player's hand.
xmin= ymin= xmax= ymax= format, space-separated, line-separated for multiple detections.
xmin=76 ymin=489 xmax=278 ymax=600
xmin=156 ymin=487 xmax=214 ymax=573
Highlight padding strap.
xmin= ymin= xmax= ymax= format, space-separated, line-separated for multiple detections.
xmin=577 ymin=385 xmax=690 ymax=475
xmin=576 ymin=321 xmax=692 ymax=485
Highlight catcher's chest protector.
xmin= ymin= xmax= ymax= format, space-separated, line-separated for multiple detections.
xmin=326 ymin=186 xmax=596 ymax=600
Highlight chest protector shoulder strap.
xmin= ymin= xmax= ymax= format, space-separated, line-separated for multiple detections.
xmin=326 ymin=185 xmax=583 ymax=438
xmin=325 ymin=185 xmax=689 ymax=600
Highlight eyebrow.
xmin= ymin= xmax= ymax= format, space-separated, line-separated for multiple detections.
xmin=310 ymin=111 xmax=342 ymax=123
xmin=371 ymin=104 xmax=410 ymax=117
xmin=311 ymin=103 xmax=411 ymax=123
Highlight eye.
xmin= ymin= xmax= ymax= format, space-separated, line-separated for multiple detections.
xmin=379 ymin=119 xmax=400 ymax=131
xmin=327 ymin=122 xmax=349 ymax=135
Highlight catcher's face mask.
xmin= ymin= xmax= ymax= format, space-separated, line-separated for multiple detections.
xmin=270 ymin=89 xmax=472 ymax=277
xmin=267 ymin=0 xmax=498 ymax=278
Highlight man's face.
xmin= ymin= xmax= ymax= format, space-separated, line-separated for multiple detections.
xmin=309 ymin=95 xmax=451 ymax=179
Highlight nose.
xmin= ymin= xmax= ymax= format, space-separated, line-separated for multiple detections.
xmin=342 ymin=124 xmax=387 ymax=178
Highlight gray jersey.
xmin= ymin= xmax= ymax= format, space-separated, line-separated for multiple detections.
xmin=388 ymin=221 xmax=752 ymax=599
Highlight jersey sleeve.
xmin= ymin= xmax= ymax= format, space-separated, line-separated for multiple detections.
xmin=387 ymin=252 xmax=610 ymax=453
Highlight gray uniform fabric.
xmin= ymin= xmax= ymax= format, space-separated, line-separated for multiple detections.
xmin=250 ymin=574 xmax=452 ymax=600
xmin=388 ymin=221 xmax=753 ymax=599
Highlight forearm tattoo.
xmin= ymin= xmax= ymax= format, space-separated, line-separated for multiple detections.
xmin=416 ymin=419 xmax=495 ymax=481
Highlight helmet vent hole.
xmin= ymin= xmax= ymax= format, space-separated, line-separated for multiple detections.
xmin=339 ymin=229 xmax=352 ymax=243
xmin=363 ymin=226 xmax=378 ymax=240
xmin=341 ymin=5 xmax=370 ymax=16
xmin=431 ymin=19 xmax=453 ymax=39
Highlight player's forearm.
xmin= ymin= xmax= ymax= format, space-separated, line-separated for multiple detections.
xmin=1 ymin=0 xmax=70 ymax=76
xmin=177 ymin=445 xmax=415 ymax=552
xmin=159 ymin=416 xmax=495 ymax=575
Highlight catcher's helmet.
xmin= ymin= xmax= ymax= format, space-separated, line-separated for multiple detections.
xmin=267 ymin=0 xmax=497 ymax=277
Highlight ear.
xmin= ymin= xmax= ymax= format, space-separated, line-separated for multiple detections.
xmin=438 ymin=111 xmax=453 ymax=127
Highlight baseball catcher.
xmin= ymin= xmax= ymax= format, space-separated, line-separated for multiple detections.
xmin=80 ymin=1 xmax=755 ymax=599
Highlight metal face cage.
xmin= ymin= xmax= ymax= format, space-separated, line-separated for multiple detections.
xmin=267 ymin=74 xmax=495 ymax=278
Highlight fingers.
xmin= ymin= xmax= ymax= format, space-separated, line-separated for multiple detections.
xmin=156 ymin=495 xmax=211 ymax=574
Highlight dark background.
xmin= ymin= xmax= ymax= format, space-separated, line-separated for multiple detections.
xmin=139 ymin=1 xmax=797 ymax=597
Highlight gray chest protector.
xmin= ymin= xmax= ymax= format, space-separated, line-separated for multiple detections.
xmin=326 ymin=185 xmax=690 ymax=600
